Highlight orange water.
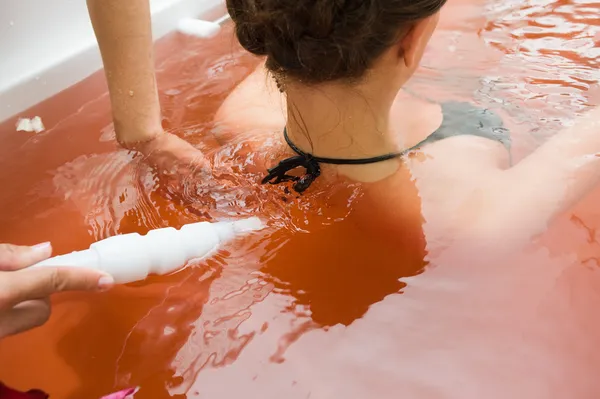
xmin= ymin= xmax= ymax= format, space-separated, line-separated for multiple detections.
xmin=2 ymin=2 xmax=600 ymax=398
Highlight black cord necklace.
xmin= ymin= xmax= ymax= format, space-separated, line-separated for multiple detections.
xmin=261 ymin=128 xmax=406 ymax=193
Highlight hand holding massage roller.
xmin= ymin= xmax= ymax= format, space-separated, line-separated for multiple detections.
xmin=32 ymin=217 xmax=264 ymax=284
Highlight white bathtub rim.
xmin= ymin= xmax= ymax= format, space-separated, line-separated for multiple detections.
xmin=0 ymin=0 xmax=224 ymax=123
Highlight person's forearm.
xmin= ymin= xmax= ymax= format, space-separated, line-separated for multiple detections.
xmin=87 ymin=0 xmax=163 ymax=144
xmin=468 ymin=105 xmax=600 ymax=245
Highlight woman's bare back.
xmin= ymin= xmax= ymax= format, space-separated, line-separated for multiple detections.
xmin=213 ymin=63 xmax=511 ymax=246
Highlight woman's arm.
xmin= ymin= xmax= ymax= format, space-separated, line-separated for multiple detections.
xmin=466 ymin=106 xmax=600 ymax=244
xmin=86 ymin=0 xmax=163 ymax=144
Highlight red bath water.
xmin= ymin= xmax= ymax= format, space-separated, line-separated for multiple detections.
xmin=1 ymin=1 xmax=600 ymax=398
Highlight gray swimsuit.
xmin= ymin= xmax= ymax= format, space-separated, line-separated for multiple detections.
xmin=407 ymin=101 xmax=511 ymax=153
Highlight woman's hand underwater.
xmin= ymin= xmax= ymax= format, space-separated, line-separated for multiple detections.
xmin=129 ymin=132 xmax=218 ymax=216
xmin=133 ymin=131 xmax=209 ymax=178
xmin=0 ymin=243 xmax=113 ymax=339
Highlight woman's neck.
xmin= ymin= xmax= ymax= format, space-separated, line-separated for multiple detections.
xmin=284 ymin=81 xmax=404 ymax=159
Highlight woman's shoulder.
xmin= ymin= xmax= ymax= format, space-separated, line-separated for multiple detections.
xmin=214 ymin=62 xmax=286 ymax=143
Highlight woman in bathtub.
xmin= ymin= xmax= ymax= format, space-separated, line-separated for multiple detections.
xmin=59 ymin=0 xmax=600 ymax=396
xmin=89 ymin=0 xmax=600 ymax=251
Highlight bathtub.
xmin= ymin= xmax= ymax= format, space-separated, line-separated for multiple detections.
xmin=0 ymin=0 xmax=224 ymax=123
xmin=3 ymin=1 xmax=600 ymax=398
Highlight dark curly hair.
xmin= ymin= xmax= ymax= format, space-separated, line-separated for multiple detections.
xmin=226 ymin=0 xmax=447 ymax=85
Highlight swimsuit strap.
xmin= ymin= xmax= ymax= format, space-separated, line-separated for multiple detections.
xmin=261 ymin=128 xmax=406 ymax=193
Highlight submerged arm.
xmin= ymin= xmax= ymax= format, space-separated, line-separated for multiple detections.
xmin=467 ymin=106 xmax=600 ymax=244
xmin=86 ymin=0 xmax=163 ymax=144
xmin=86 ymin=0 xmax=207 ymax=193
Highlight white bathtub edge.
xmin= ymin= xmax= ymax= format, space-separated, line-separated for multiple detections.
xmin=0 ymin=0 xmax=224 ymax=123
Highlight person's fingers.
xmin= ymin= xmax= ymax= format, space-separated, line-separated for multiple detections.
xmin=0 ymin=298 xmax=51 ymax=339
xmin=0 ymin=242 xmax=52 ymax=271
xmin=0 ymin=267 xmax=113 ymax=309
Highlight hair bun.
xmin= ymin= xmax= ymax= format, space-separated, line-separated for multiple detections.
xmin=227 ymin=0 xmax=447 ymax=84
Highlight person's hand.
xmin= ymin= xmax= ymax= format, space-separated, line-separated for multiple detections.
xmin=123 ymin=131 xmax=252 ymax=217
xmin=132 ymin=131 xmax=209 ymax=178
xmin=125 ymin=132 xmax=219 ymax=215
xmin=0 ymin=242 xmax=114 ymax=339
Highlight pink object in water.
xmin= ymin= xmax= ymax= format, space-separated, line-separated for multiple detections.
xmin=100 ymin=387 xmax=139 ymax=399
